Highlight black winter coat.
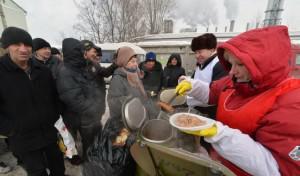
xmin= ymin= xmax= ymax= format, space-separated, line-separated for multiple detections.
xmin=162 ymin=66 xmax=185 ymax=88
xmin=0 ymin=54 xmax=60 ymax=153
xmin=162 ymin=53 xmax=185 ymax=88
xmin=33 ymin=55 xmax=62 ymax=79
xmin=139 ymin=61 xmax=163 ymax=94
xmin=56 ymin=38 xmax=115 ymax=128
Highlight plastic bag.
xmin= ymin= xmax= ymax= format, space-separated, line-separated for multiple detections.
xmin=54 ymin=117 xmax=78 ymax=158
xmin=83 ymin=118 xmax=136 ymax=176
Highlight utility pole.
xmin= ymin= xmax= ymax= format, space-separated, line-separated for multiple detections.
xmin=263 ymin=0 xmax=285 ymax=27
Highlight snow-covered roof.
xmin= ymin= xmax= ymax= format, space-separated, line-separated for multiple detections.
xmin=96 ymin=42 xmax=146 ymax=55
xmin=133 ymin=30 xmax=300 ymax=44
xmin=133 ymin=32 xmax=241 ymax=42
xmin=136 ymin=40 xmax=190 ymax=47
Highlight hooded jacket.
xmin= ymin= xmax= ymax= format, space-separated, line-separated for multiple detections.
xmin=207 ymin=26 xmax=300 ymax=175
xmin=162 ymin=53 xmax=185 ymax=88
xmin=56 ymin=38 xmax=106 ymax=128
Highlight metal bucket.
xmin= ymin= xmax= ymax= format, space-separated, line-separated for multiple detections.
xmin=141 ymin=119 xmax=173 ymax=143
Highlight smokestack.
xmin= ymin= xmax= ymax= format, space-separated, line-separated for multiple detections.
xmin=163 ymin=19 xmax=173 ymax=33
xmin=225 ymin=26 xmax=228 ymax=32
xmin=206 ymin=26 xmax=209 ymax=32
xmin=263 ymin=0 xmax=285 ymax=27
xmin=246 ymin=22 xmax=250 ymax=31
xmin=215 ymin=27 xmax=218 ymax=32
xmin=229 ymin=20 xmax=235 ymax=32
xmin=256 ymin=22 xmax=260 ymax=28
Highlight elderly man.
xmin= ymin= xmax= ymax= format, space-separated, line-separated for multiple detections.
xmin=0 ymin=27 xmax=65 ymax=175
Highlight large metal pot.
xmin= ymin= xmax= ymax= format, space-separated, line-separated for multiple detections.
xmin=123 ymin=98 xmax=236 ymax=176
xmin=122 ymin=97 xmax=173 ymax=143
xmin=141 ymin=119 xmax=173 ymax=143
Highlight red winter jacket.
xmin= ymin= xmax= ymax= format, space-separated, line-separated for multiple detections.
xmin=209 ymin=26 xmax=300 ymax=175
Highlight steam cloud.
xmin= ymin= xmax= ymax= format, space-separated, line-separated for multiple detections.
xmin=223 ymin=0 xmax=239 ymax=20
xmin=173 ymin=0 xmax=218 ymax=28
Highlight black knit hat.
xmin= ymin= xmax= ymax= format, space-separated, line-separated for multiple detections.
xmin=0 ymin=26 xmax=32 ymax=49
xmin=32 ymin=38 xmax=51 ymax=52
xmin=51 ymin=47 xmax=61 ymax=55
xmin=191 ymin=33 xmax=217 ymax=52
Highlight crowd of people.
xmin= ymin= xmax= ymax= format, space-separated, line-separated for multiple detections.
xmin=0 ymin=25 xmax=299 ymax=176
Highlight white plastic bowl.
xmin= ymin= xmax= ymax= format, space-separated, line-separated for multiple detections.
xmin=169 ymin=112 xmax=215 ymax=132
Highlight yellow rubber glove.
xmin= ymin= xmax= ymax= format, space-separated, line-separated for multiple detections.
xmin=175 ymin=80 xmax=192 ymax=95
xmin=183 ymin=124 xmax=217 ymax=138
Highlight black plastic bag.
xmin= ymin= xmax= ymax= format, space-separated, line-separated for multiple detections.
xmin=83 ymin=118 xmax=136 ymax=176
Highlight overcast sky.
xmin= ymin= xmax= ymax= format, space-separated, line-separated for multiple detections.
xmin=14 ymin=0 xmax=300 ymax=45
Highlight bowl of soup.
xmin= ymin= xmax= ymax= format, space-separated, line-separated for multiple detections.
xmin=169 ymin=113 xmax=215 ymax=132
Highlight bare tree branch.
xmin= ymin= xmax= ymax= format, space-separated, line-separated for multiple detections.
xmin=143 ymin=0 xmax=175 ymax=34
xmin=73 ymin=0 xmax=174 ymax=42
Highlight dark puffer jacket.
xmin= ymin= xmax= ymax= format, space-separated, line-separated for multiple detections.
xmin=162 ymin=53 xmax=186 ymax=88
xmin=56 ymin=38 xmax=106 ymax=129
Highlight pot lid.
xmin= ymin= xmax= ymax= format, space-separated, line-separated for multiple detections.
xmin=159 ymin=88 xmax=186 ymax=106
xmin=122 ymin=96 xmax=147 ymax=132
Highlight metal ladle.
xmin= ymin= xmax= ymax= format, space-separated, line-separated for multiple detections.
xmin=157 ymin=93 xmax=178 ymax=119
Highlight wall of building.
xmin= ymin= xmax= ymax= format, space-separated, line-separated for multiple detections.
xmin=0 ymin=0 xmax=27 ymax=33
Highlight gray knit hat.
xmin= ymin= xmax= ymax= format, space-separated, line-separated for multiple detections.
xmin=116 ymin=46 xmax=136 ymax=67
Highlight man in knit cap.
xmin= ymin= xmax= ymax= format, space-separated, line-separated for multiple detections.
xmin=32 ymin=38 xmax=61 ymax=79
xmin=139 ymin=51 xmax=163 ymax=96
xmin=0 ymin=27 xmax=65 ymax=175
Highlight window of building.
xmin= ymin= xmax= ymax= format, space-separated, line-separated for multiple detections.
xmin=296 ymin=54 xmax=300 ymax=65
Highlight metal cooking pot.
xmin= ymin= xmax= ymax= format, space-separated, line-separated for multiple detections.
xmin=122 ymin=96 xmax=173 ymax=143
xmin=141 ymin=119 xmax=173 ymax=143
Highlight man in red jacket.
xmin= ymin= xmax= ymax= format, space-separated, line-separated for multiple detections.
xmin=176 ymin=25 xmax=300 ymax=175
